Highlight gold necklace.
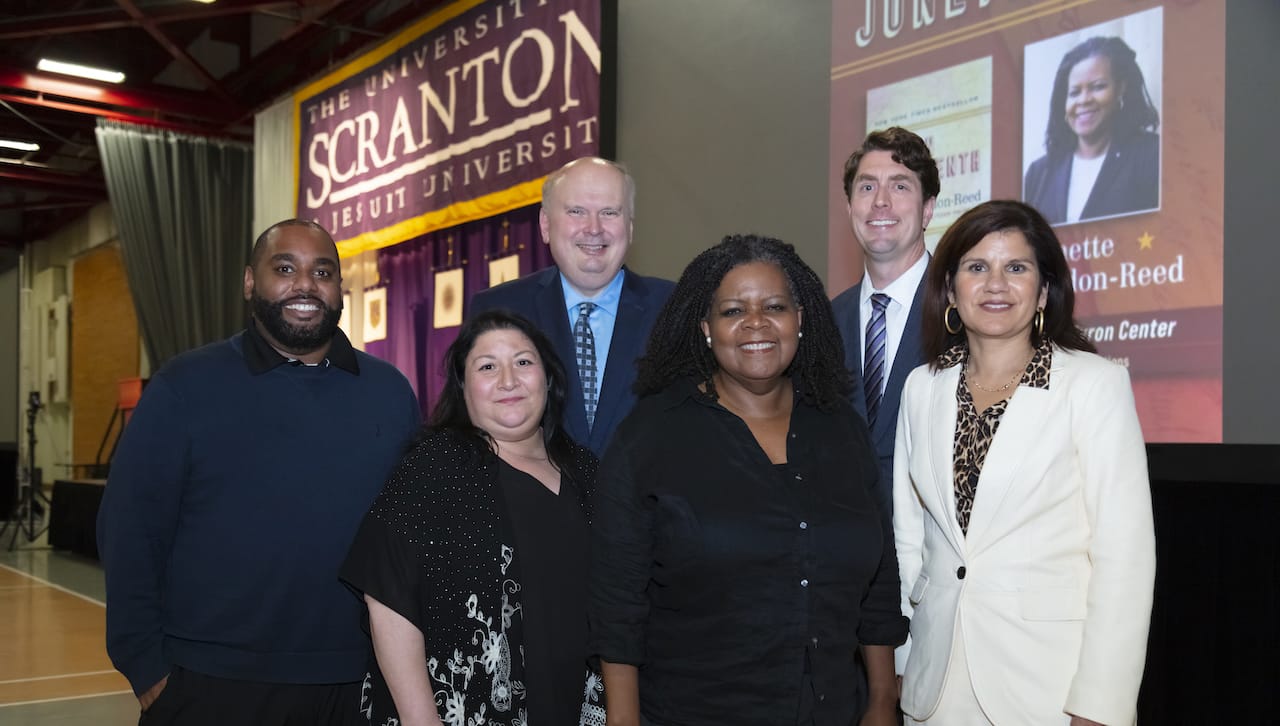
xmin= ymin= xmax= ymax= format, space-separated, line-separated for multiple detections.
xmin=966 ymin=353 xmax=1032 ymax=393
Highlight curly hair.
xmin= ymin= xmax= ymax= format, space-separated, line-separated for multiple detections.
xmin=841 ymin=126 xmax=940 ymax=202
xmin=426 ymin=309 xmax=579 ymax=475
xmin=635 ymin=234 xmax=851 ymax=411
xmin=1044 ymin=36 xmax=1160 ymax=157
xmin=921 ymin=200 xmax=1097 ymax=367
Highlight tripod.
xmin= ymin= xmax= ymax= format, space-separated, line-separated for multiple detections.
xmin=2 ymin=392 xmax=50 ymax=550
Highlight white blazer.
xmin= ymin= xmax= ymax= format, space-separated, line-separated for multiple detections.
xmin=893 ymin=348 xmax=1155 ymax=725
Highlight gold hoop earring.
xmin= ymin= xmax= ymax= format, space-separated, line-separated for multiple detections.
xmin=1034 ymin=307 xmax=1045 ymax=338
xmin=944 ymin=304 xmax=963 ymax=335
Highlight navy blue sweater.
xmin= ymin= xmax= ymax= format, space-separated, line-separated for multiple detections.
xmin=98 ymin=328 xmax=420 ymax=695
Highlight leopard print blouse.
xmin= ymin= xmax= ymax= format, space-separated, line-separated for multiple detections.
xmin=938 ymin=340 xmax=1053 ymax=535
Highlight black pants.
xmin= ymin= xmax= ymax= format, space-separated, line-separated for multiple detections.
xmin=638 ymin=673 xmax=819 ymax=726
xmin=139 ymin=666 xmax=365 ymax=726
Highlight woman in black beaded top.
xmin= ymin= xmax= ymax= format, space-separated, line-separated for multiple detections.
xmin=343 ymin=309 xmax=603 ymax=726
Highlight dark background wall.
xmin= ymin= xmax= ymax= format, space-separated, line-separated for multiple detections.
xmin=1 ymin=253 xmax=17 ymax=445
xmin=1 ymin=252 xmax=18 ymax=514
xmin=1144 ymin=445 xmax=1280 ymax=721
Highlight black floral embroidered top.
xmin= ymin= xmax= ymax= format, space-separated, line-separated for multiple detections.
xmin=939 ymin=340 xmax=1053 ymax=535
xmin=340 ymin=429 xmax=604 ymax=726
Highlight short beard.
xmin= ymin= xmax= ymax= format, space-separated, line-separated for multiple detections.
xmin=250 ymin=292 xmax=343 ymax=354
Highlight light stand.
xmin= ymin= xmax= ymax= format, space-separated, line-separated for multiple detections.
xmin=2 ymin=391 xmax=50 ymax=550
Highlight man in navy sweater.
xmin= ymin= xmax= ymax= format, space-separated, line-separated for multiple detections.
xmin=98 ymin=219 xmax=420 ymax=725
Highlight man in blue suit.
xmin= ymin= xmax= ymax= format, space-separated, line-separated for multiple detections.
xmin=831 ymin=128 xmax=940 ymax=519
xmin=469 ymin=157 xmax=674 ymax=456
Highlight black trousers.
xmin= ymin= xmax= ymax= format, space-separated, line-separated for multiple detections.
xmin=139 ymin=666 xmax=365 ymax=726
xmin=638 ymin=673 xmax=818 ymax=726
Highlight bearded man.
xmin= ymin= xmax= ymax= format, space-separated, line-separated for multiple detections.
xmin=98 ymin=219 xmax=420 ymax=726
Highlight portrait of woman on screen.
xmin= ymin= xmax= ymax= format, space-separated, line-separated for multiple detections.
xmin=1024 ymin=35 xmax=1161 ymax=225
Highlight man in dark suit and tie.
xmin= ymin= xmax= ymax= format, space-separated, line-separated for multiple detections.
xmin=831 ymin=127 xmax=940 ymax=519
xmin=469 ymin=157 xmax=674 ymax=456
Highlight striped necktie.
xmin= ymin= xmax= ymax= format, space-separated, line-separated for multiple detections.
xmin=863 ymin=293 xmax=891 ymax=427
xmin=574 ymin=302 xmax=598 ymax=430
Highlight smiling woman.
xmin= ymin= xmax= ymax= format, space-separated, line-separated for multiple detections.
xmin=699 ymin=260 xmax=802 ymax=395
xmin=589 ymin=234 xmax=908 ymax=726
xmin=340 ymin=310 xmax=604 ymax=726
xmin=462 ymin=327 xmax=551 ymax=447
xmin=896 ymin=200 xmax=1155 ymax=725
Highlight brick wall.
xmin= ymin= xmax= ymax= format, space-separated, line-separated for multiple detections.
xmin=71 ymin=243 xmax=140 ymax=473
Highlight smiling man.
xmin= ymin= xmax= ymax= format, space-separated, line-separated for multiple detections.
xmin=829 ymin=127 xmax=941 ymax=725
xmin=832 ymin=128 xmax=941 ymax=515
xmin=243 ymin=221 xmax=347 ymax=363
xmin=98 ymin=219 xmax=420 ymax=726
xmin=469 ymin=157 xmax=674 ymax=456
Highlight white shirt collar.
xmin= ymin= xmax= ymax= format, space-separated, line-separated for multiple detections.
xmin=859 ymin=252 xmax=929 ymax=308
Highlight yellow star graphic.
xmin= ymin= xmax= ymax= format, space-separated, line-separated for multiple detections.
xmin=1138 ymin=232 xmax=1154 ymax=250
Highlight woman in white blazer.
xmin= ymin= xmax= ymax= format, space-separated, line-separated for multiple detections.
xmin=893 ymin=200 xmax=1155 ymax=726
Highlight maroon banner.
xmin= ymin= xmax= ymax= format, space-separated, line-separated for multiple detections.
xmin=294 ymin=0 xmax=602 ymax=254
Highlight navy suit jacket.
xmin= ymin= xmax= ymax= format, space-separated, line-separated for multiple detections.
xmin=831 ymin=275 xmax=927 ymax=519
xmin=1023 ymin=130 xmax=1160 ymax=224
xmin=468 ymin=265 xmax=674 ymax=456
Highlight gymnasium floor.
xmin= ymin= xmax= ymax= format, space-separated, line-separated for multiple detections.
xmin=0 ymin=538 xmax=137 ymax=726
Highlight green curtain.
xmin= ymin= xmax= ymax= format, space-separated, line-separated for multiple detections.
xmin=95 ymin=119 xmax=252 ymax=368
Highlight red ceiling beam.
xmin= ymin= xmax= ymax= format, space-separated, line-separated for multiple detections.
xmin=0 ymin=91 xmax=244 ymax=139
xmin=0 ymin=198 xmax=98 ymax=213
xmin=0 ymin=66 xmax=239 ymax=125
xmin=0 ymin=166 xmax=106 ymax=198
xmin=0 ymin=0 xmax=296 ymax=40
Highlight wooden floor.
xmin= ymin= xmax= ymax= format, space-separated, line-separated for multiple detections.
xmin=0 ymin=564 xmax=131 ymax=706
xmin=0 ymin=547 xmax=137 ymax=725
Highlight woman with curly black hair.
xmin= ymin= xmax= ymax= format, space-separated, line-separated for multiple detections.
xmin=1024 ymin=36 xmax=1161 ymax=224
xmin=588 ymin=234 xmax=907 ymax=726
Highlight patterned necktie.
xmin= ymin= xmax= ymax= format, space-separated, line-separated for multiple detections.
xmin=574 ymin=302 xmax=599 ymax=430
xmin=863 ymin=293 xmax=891 ymax=428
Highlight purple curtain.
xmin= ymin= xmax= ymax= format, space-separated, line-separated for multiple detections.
xmin=372 ymin=204 xmax=552 ymax=414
